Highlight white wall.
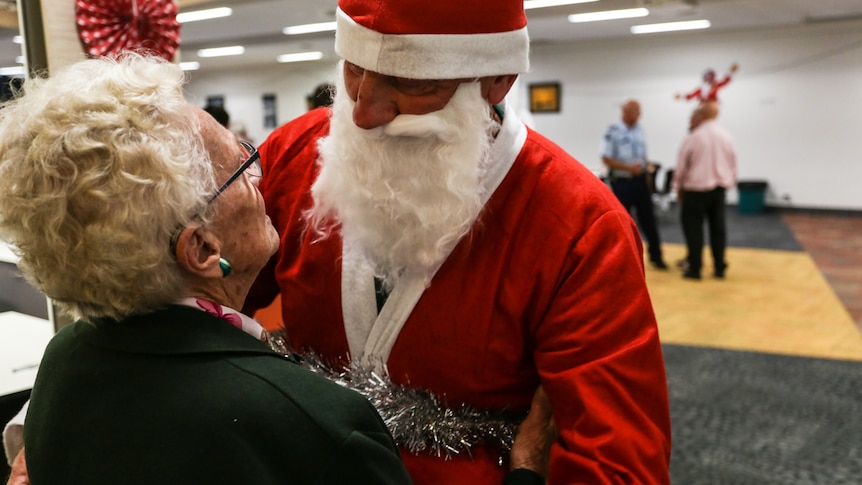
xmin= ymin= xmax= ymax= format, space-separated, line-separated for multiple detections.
xmin=186 ymin=18 xmax=862 ymax=211
xmin=520 ymin=19 xmax=862 ymax=210
xmin=185 ymin=61 xmax=339 ymax=147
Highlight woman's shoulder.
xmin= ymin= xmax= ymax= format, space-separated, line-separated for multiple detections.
xmin=225 ymin=353 xmax=384 ymax=428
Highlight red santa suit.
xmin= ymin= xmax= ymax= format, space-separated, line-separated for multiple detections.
xmin=245 ymin=104 xmax=672 ymax=485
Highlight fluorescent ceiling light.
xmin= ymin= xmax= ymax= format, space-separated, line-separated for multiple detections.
xmin=569 ymin=8 xmax=649 ymax=23
xmin=283 ymin=21 xmax=337 ymax=35
xmin=177 ymin=7 xmax=232 ymax=23
xmin=179 ymin=62 xmax=200 ymax=71
xmin=524 ymin=0 xmax=598 ymax=10
xmin=15 ymin=56 xmax=23 ymax=64
xmin=631 ymin=19 xmax=711 ymax=34
xmin=12 ymin=35 xmax=22 ymax=44
xmin=196 ymin=46 xmax=245 ymax=58
xmin=0 ymin=66 xmax=25 ymax=76
xmin=277 ymin=51 xmax=325 ymax=63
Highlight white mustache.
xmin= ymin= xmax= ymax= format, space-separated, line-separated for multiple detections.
xmin=383 ymin=113 xmax=455 ymax=141
xmin=354 ymin=112 xmax=457 ymax=142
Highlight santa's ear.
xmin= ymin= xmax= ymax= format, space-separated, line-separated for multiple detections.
xmin=173 ymin=225 xmax=223 ymax=279
xmin=481 ymin=74 xmax=519 ymax=105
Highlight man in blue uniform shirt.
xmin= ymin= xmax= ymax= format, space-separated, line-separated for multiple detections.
xmin=601 ymin=99 xmax=668 ymax=269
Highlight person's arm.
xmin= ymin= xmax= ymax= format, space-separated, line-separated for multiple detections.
xmin=504 ymin=386 xmax=555 ymax=485
xmin=600 ymin=129 xmax=643 ymax=177
xmin=601 ymin=156 xmax=642 ymax=176
xmin=315 ymin=431 xmax=414 ymax=484
xmin=673 ymin=136 xmax=692 ymax=196
xmin=3 ymin=401 xmax=26 ymax=467
xmin=730 ymin=149 xmax=738 ymax=185
xmin=6 ymin=448 xmax=27 ymax=485
xmin=534 ymin=210 xmax=672 ymax=484
xmin=313 ymin=400 xmax=414 ymax=484
xmin=717 ymin=62 xmax=739 ymax=88
xmin=714 ymin=76 xmax=732 ymax=90
xmin=683 ymin=87 xmax=703 ymax=101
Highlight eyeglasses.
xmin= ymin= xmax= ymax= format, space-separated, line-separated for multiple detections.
xmin=169 ymin=141 xmax=262 ymax=255
xmin=207 ymin=140 xmax=262 ymax=204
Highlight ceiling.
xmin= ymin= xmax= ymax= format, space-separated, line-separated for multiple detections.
xmin=1 ymin=0 xmax=861 ymax=74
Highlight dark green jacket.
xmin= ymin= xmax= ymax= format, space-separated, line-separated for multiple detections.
xmin=24 ymin=305 xmax=412 ymax=484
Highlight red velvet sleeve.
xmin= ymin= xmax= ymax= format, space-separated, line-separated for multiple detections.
xmin=684 ymin=87 xmax=703 ymax=101
xmin=243 ymin=109 xmax=332 ymax=314
xmin=534 ymin=209 xmax=672 ymax=484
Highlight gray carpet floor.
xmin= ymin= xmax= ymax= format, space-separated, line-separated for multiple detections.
xmin=653 ymin=205 xmax=861 ymax=483
xmin=665 ymin=344 xmax=862 ymax=484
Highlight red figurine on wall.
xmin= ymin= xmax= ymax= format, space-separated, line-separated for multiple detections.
xmin=676 ymin=63 xmax=739 ymax=103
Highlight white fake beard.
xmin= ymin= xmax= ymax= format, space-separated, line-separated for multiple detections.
xmin=309 ymin=70 xmax=496 ymax=289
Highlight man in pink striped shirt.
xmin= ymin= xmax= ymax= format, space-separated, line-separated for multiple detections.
xmin=672 ymin=102 xmax=738 ymax=279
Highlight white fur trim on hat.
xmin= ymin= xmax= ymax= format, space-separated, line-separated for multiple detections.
xmin=334 ymin=8 xmax=530 ymax=80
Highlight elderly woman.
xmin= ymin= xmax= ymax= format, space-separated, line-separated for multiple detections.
xmin=0 ymin=54 xmax=411 ymax=484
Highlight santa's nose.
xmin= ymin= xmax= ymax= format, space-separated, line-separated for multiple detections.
xmin=352 ymin=71 xmax=399 ymax=130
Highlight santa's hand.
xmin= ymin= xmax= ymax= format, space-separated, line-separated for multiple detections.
xmin=730 ymin=62 xmax=739 ymax=73
xmin=7 ymin=448 xmax=29 ymax=485
xmin=509 ymin=386 xmax=556 ymax=478
xmin=674 ymin=93 xmax=682 ymax=100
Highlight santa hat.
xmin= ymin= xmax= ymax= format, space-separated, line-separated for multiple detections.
xmin=335 ymin=0 xmax=530 ymax=80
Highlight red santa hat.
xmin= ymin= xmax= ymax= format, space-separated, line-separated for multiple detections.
xmin=335 ymin=0 xmax=530 ymax=80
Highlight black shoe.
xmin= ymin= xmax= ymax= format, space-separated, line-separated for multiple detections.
xmin=651 ymin=260 xmax=669 ymax=270
xmin=682 ymin=271 xmax=701 ymax=280
xmin=714 ymin=263 xmax=728 ymax=279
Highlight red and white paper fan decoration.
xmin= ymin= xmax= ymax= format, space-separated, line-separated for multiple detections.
xmin=75 ymin=0 xmax=181 ymax=62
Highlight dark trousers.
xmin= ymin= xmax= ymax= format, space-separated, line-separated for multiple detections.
xmin=611 ymin=176 xmax=663 ymax=263
xmin=680 ymin=187 xmax=727 ymax=276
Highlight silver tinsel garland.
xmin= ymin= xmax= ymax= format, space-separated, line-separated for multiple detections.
xmin=267 ymin=332 xmax=525 ymax=461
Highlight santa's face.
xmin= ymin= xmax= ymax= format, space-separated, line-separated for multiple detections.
xmin=703 ymin=70 xmax=716 ymax=84
xmin=307 ymin=63 xmax=497 ymax=288
xmin=340 ymin=60 xmax=475 ymax=130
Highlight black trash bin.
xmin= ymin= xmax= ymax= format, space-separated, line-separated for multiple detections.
xmin=737 ymin=180 xmax=768 ymax=214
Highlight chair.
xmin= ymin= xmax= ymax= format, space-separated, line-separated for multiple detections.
xmin=649 ymin=164 xmax=676 ymax=221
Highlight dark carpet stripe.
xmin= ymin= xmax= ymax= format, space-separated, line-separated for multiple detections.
xmin=655 ymin=204 xmax=803 ymax=252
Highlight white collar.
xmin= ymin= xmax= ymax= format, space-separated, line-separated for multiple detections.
xmin=176 ymin=297 xmax=267 ymax=342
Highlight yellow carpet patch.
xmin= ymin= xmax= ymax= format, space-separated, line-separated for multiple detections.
xmin=646 ymin=243 xmax=862 ymax=361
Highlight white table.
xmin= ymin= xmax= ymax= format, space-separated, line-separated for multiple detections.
xmin=0 ymin=241 xmax=18 ymax=265
xmin=0 ymin=312 xmax=53 ymax=397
